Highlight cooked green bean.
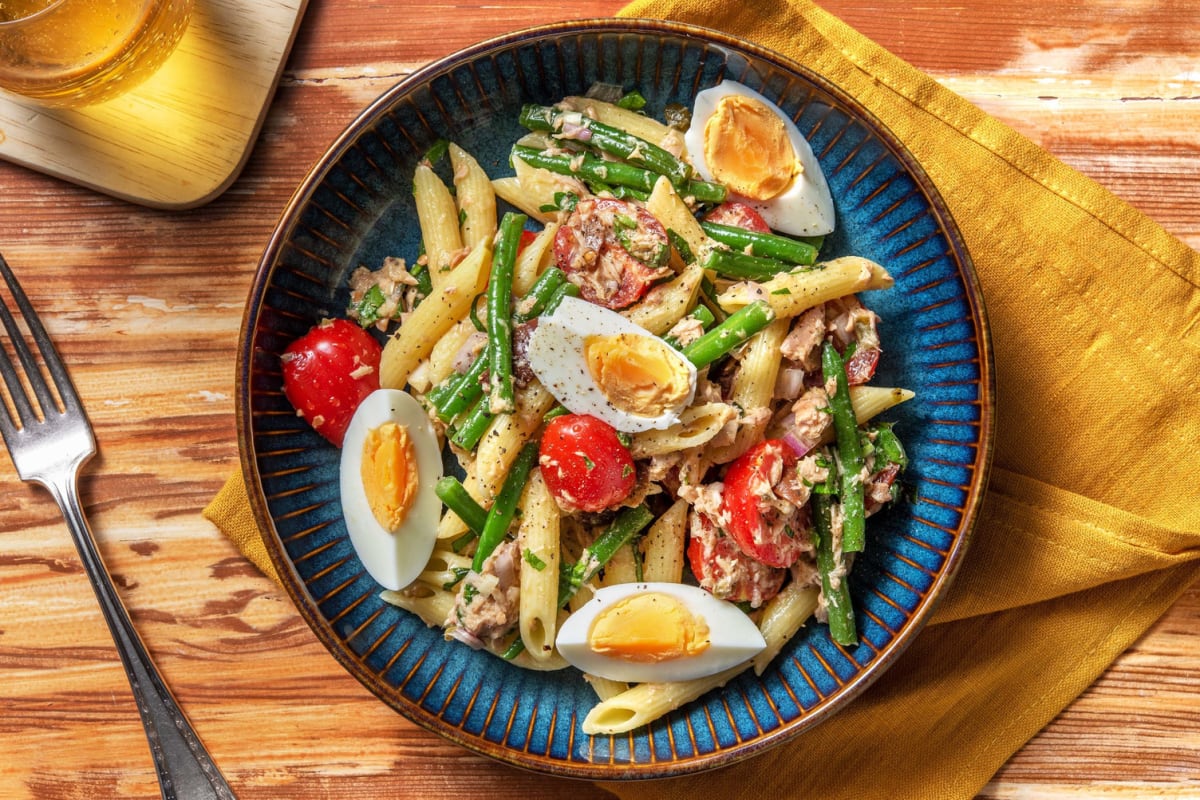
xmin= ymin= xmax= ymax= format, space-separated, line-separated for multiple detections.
xmin=449 ymin=393 xmax=492 ymax=450
xmin=512 ymin=267 xmax=566 ymax=324
xmin=472 ymin=440 xmax=539 ymax=572
xmin=543 ymin=280 xmax=579 ymax=314
xmin=662 ymin=304 xmax=717 ymax=349
xmin=512 ymin=145 xmax=726 ymax=204
xmin=682 ymin=300 xmax=775 ymax=369
xmin=558 ymin=504 xmax=654 ymax=605
xmin=432 ymin=353 xmax=486 ymax=424
xmin=702 ymin=248 xmax=792 ymax=281
xmin=519 ymin=104 xmax=693 ymax=187
xmin=812 ymin=490 xmax=857 ymax=646
xmin=872 ymin=423 xmax=908 ymax=469
xmin=434 ymin=476 xmax=487 ymax=535
xmin=823 ymin=341 xmax=866 ymax=552
xmin=700 ymin=221 xmax=819 ymax=265
xmin=433 ymin=266 xmax=569 ymax=423
xmin=486 ymin=212 xmax=526 ymax=415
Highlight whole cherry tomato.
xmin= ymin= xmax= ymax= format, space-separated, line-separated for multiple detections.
xmin=281 ymin=318 xmax=382 ymax=447
xmin=721 ymin=439 xmax=808 ymax=568
xmin=538 ymin=414 xmax=636 ymax=513
xmin=704 ymin=201 xmax=771 ymax=233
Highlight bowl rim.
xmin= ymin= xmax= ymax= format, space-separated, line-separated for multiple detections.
xmin=237 ymin=16 xmax=995 ymax=779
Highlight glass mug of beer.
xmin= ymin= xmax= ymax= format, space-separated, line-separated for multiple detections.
xmin=0 ymin=0 xmax=192 ymax=106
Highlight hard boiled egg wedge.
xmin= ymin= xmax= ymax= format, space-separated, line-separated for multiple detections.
xmin=339 ymin=388 xmax=443 ymax=590
xmin=526 ymin=295 xmax=697 ymax=433
xmin=556 ymin=582 xmax=766 ymax=683
xmin=684 ymin=80 xmax=835 ymax=237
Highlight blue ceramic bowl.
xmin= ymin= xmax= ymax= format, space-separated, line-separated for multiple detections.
xmin=238 ymin=19 xmax=994 ymax=778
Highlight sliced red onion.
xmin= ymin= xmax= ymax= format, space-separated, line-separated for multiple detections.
xmin=774 ymin=366 xmax=807 ymax=401
xmin=491 ymin=545 xmax=517 ymax=589
xmin=558 ymin=120 xmax=593 ymax=142
xmin=782 ymin=430 xmax=814 ymax=458
xmin=448 ymin=626 xmax=485 ymax=650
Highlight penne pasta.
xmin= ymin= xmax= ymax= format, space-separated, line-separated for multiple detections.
xmin=584 ymin=674 xmax=631 ymax=702
xmin=505 ymin=645 xmax=571 ymax=672
xmin=381 ymin=583 xmax=456 ymax=628
xmin=582 ymin=664 xmax=749 ymax=735
xmin=640 ymin=498 xmax=688 ymax=584
xmin=597 ymin=543 xmax=638 ymax=586
xmin=449 ymin=142 xmax=497 ymax=251
xmin=706 ymin=318 xmax=790 ymax=464
xmin=379 ymin=239 xmax=490 ymax=391
xmin=620 ymin=262 xmax=705 ymax=335
xmin=497 ymin=156 xmax=588 ymax=223
xmin=512 ymin=222 xmax=558 ymax=297
xmin=424 ymin=317 xmax=479 ymax=391
xmin=417 ymin=548 xmax=474 ymax=591
xmin=413 ymin=163 xmax=465 ymax=288
xmin=752 ymin=581 xmax=821 ymax=675
xmin=644 ymin=176 xmax=708 ymax=264
xmin=559 ymin=96 xmax=687 ymax=159
xmin=629 ymin=402 xmax=737 ymax=459
xmin=517 ymin=471 xmax=562 ymax=662
xmin=850 ymin=385 xmax=916 ymax=424
xmin=717 ymin=256 xmax=894 ymax=318
xmin=474 ymin=380 xmax=556 ymax=497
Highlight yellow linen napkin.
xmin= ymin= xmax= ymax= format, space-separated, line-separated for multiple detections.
xmin=205 ymin=1 xmax=1200 ymax=797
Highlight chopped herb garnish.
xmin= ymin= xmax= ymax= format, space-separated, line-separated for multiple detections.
xmin=442 ymin=566 xmax=471 ymax=591
xmin=617 ymin=90 xmax=647 ymax=111
xmin=523 ymin=548 xmax=547 ymax=571
xmin=424 ymin=138 xmax=449 ymax=166
xmin=614 ymin=213 xmax=638 ymax=231
xmin=667 ymin=229 xmax=696 ymax=264
xmin=349 ymin=284 xmax=388 ymax=327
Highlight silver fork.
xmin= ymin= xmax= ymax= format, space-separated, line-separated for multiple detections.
xmin=0 ymin=254 xmax=235 ymax=800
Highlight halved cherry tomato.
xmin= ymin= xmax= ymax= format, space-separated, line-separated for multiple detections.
xmin=704 ymin=201 xmax=770 ymax=233
xmin=721 ymin=439 xmax=808 ymax=568
xmin=687 ymin=513 xmax=785 ymax=608
xmin=538 ymin=414 xmax=636 ymax=513
xmin=281 ymin=319 xmax=382 ymax=447
xmin=516 ymin=229 xmax=538 ymax=257
xmin=845 ymin=345 xmax=880 ymax=385
xmin=553 ymin=197 xmax=670 ymax=309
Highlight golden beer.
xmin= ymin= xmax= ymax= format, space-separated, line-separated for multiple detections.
xmin=0 ymin=0 xmax=191 ymax=106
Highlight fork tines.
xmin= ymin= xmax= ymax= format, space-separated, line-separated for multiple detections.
xmin=0 ymin=253 xmax=76 ymax=435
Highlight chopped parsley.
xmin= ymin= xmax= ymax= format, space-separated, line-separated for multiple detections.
xmin=523 ymin=548 xmax=547 ymax=571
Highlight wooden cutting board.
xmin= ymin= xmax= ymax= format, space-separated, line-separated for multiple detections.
xmin=0 ymin=0 xmax=308 ymax=210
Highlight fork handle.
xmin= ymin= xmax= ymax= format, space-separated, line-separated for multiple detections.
xmin=48 ymin=472 xmax=236 ymax=800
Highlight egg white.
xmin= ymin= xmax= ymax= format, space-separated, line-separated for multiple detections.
xmin=684 ymin=80 xmax=835 ymax=237
xmin=525 ymin=296 xmax=697 ymax=433
xmin=556 ymin=582 xmax=767 ymax=683
xmin=339 ymin=389 xmax=443 ymax=591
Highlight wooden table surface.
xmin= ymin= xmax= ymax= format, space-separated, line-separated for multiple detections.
xmin=1 ymin=1 xmax=1197 ymax=798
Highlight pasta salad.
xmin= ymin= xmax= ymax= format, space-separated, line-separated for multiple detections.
xmin=279 ymin=81 xmax=912 ymax=735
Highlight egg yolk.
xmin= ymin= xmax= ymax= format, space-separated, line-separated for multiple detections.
xmin=587 ymin=593 xmax=711 ymax=662
xmin=360 ymin=422 xmax=419 ymax=533
xmin=584 ymin=333 xmax=690 ymax=419
xmin=703 ymin=94 xmax=798 ymax=201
